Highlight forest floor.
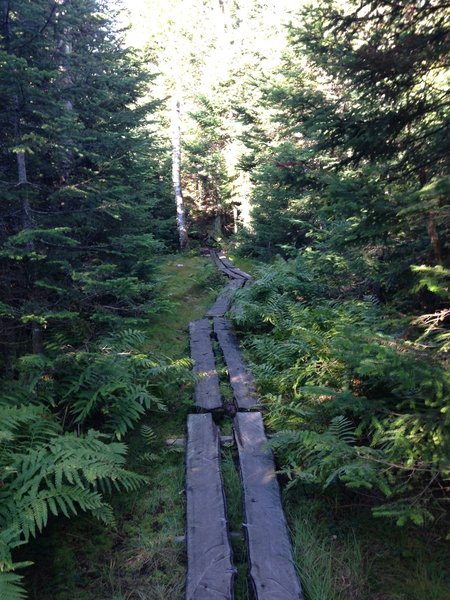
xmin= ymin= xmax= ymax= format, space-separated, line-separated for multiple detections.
xmin=22 ymin=252 xmax=449 ymax=600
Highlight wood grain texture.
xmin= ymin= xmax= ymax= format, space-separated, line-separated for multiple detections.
xmin=186 ymin=414 xmax=235 ymax=599
xmin=189 ymin=319 xmax=222 ymax=410
xmin=213 ymin=317 xmax=258 ymax=409
xmin=210 ymin=250 xmax=232 ymax=276
xmin=234 ymin=412 xmax=303 ymax=600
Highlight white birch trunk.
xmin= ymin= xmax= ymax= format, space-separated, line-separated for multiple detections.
xmin=171 ymin=95 xmax=188 ymax=250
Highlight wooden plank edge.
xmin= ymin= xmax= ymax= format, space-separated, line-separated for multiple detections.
xmin=233 ymin=412 xmax=303 ymax=599
xmin=185 ymin=414 xmax=236 ymax=599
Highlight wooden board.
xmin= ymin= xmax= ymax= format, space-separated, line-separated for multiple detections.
xmin=186 ymin=414 xmax=235 ymax=599
xmin=210 ymin=250 xmax=250 ymax=282
xmin=234 ymin=412 xmax=303 ymax=600
xmin=210 ymin=250 xmax=231 ymax=276
xmin=213 ymin=318 xmax=258 ymax=409
xmin=189 ymin=319 xmax=222 ymax=410
xmin=207 ymin=280 xmax=244 ymax=318
xmin=217 ymin=255 xmax=251 ymax=281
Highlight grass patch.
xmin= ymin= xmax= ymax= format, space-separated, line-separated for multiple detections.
xmin=286 ymin=497 xmax=366 ymax=600
xmin=283 ymin=492 xmax=450 ymax=600
xmin=226 ymin=252 xmax=260 ymax=279
xmin=144 ymin=254 xmax=223 ymax=357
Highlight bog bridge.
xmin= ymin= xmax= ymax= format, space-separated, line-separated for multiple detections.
xmin=184 ymin=251 xmax=303 ymax=600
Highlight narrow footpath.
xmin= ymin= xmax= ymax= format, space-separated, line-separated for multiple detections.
xmin=185 ymin=250 xmax=303 ymax=600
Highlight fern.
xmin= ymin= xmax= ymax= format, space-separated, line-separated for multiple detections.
xmin=0 ymin=321 xmax=193 ymax=595
xmin=0 ymin=402 xmax=147 ymax=598
xmin=141 ymin=424 xmax=156 ymax=445
xmin=3 ymin=330 xmax=192 ymax=440
xmin=328 ymin=415 xmax=355 ymax=445
xmin=234 ymin=258 xmax=449 ymax=526
xmin=0 ymin=573 xmax=27 ymax=600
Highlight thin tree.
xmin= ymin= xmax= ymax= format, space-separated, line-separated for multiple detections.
xmin=171 ymin=86 xmax=188 ymax=250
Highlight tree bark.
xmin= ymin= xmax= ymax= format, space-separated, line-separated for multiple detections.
xmin=427 ymin=213 xmax=443 ymax=265
xmin=59 ymin=37 xmax=74 ymax=182
xmin=419 ymin=169 xmax=443 ymax=265
xmin=12 ymin=95 xmax=33 ymax=230
xmin=171 ymin=95 xmax=188 ymax=250
xmin=5 ymin=2 xmax=44 ymax=353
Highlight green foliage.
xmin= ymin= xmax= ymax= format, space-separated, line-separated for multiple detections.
xmin=0 ymin=4 xmax=181 ymax=595
xmin=0 ymin=399 xmax=147 ymax=599
xmin=0 ymin=0 xmax=173 ymax=363
xmin=184 ymin=95 xmax=234 ymax=238
xmin=2 ymin=330 xmax=192 ymax=440
xmin=0 ymin=324 xmax=191 ymax=597
xmin=229 ymin=1 xmax=449 ymax=533
xmin=233 ymin=260 xmax=449 ymax=526
xmin=0 ymin=573 xmax=27 ymax=600
xmin=235 ymin=0 xmax=448 ymax=303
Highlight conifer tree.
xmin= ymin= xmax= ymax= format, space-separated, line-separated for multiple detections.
xmin=0 ymin=3 xmax=175 ymax=595
xmin=0 ymin=0 xmax=170 ymax=363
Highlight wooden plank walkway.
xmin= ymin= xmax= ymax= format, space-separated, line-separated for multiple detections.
xmin=217 ymin=255 xmax=251 ymax=282
xmin=207 ymin=279 xmax=244 ymax=318
xmin=189 ymin=319 xmax=222 ymax=410
xmin=210 ymin=250 xmax=251 ymax=283
xmin=185 ymin=251 xmax=302 ymax=600
xmin=186 ymin=414 xmax=235 ymax=599
xmin=234 ymin=412 xmax=303 ymax=599
xmin=213 ymin=317 xmax=258 ymax=409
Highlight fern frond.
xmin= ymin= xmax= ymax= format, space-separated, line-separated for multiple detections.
xmin=141 ymin=425 xmax=156 ymax=445
xmin=0 ymin=572 xmax=27 ymax=600
xmin=328 ymin=416 xmax=355 ymax=444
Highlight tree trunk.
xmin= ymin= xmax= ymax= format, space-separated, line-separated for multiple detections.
xmin=419 ymin=169 xmax=443 ymax=265
xmin=171 ymin=95 xmax=188 ymax=250
xmin=5 ymin=3 xmax=43 ymax=354
xmin=232 ymin=204 xmax=238 ymax=234
xmin=59 ymin=38 xmax=74 ymax=182
xmin=12 ymin=95 xmax=33 ymax=229
xmin=427 ymin=213 xmax=443 ymax=265
xmin=13 ymin=101 xmax=44 ymax=353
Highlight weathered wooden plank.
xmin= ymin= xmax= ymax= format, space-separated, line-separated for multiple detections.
xmin=217 ymin=255 xmax=251 ymax=281
xmin=210 ymin=250 xmax=231 ymax=275
xmin=213 ymin=318 xmax=258 ymax=409
xmin=210 ymin=250 xmax=250 ymax=282
xmin=207 ymin=279 xmax=244 ymax=318
xmin=234 ymin=412 xmax=303 ymax=600
xmin=186 ymin=414 xmax=235 ymax=600
xmin=189 ymin=319 xmax=222 ymax=410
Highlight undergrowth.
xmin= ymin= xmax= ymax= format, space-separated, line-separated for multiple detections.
xmin=16 ymin=254 xmax=222 ymax=599
xmin=231 ymin=252 xmax=449 ymax=598
xmin=232 ymin=256 xmax=449 ymax=527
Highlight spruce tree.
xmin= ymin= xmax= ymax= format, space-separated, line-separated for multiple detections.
xmin=0 ymin=0 xmax=170 ymax=364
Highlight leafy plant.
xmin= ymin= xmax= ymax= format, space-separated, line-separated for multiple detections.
xmin=0 ymin=401 xmax=147 ymax=598
xmin=233 ymin=260 xmax=449 ymax=526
